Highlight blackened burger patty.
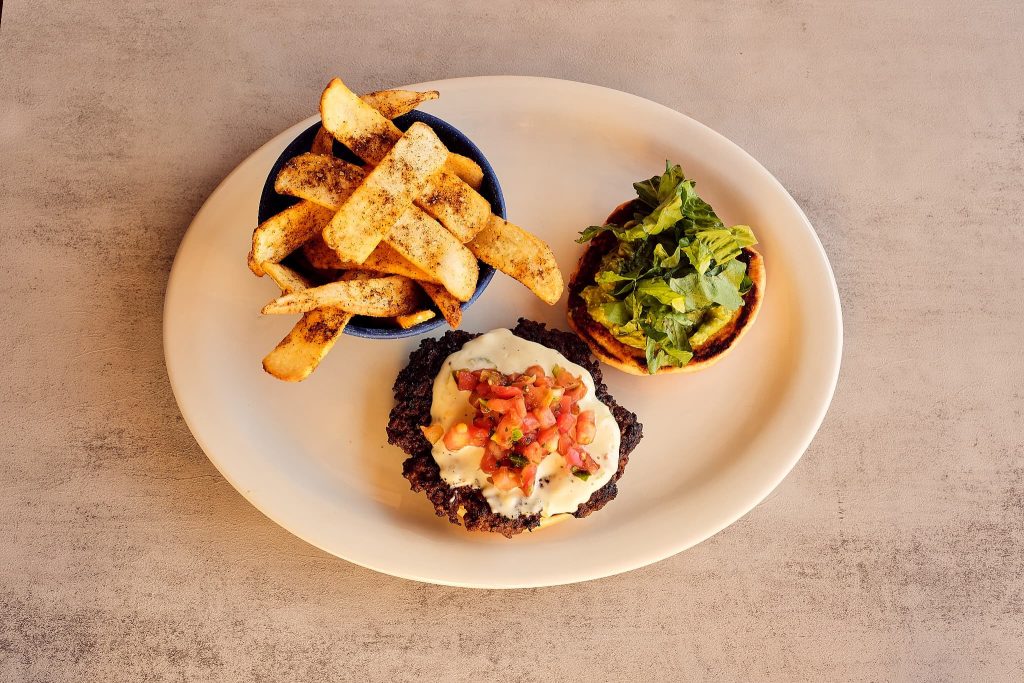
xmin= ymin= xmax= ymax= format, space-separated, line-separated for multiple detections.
xmin=387 ymin=318 xmax=643 ymax=537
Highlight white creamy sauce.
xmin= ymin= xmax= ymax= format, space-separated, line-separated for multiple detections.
xmin=430 ymin=329 xmax=621 ymax=518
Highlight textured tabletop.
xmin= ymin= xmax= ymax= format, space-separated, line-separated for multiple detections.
xmin=2 ymin=1 xmax=1022 ymax=680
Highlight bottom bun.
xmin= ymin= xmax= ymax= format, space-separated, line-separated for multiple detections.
xmin=567 ymin=199 xmax=766 ymax=375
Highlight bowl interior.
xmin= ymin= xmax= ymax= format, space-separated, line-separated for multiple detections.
xmin=257 ymin=110 xmax=505 ymax=338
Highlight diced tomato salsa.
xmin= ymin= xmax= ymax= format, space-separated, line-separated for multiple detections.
xmin=436 ymin=364 xmax=601 ymax=495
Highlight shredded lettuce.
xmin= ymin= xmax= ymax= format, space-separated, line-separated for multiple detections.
xmin=577 ymin=163 xmax=758 ymax=373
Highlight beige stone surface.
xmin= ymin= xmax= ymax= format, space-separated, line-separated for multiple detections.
xmin=2 ymin=1 xmax=1022 ymax=680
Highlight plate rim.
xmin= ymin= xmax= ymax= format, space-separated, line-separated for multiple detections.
xmin=163 ymin=75 xmax=843 ymax=588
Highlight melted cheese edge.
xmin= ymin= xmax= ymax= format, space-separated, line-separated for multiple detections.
xmin=430 ymin=329 xmax=621 ymax=518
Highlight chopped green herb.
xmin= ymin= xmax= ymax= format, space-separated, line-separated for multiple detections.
xmin=508 ymin=454 xmax=528 ymax=467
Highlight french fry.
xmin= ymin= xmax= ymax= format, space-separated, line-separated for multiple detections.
xmin=321 ymin=78 xmax=483 ymax=188
xmin=321 ymin=77 xmax=402 ymax=165
xmin=468 ymin=214 xmax=564 ymax=305
xmin=418 ymin=168 xmax=492 ymax=242
xmin=274 ymin=153 xmax=365 ymax=210
xmin=443 ymin=153 xmax=484 ymax=191
xmin=262 ymin=261 xmax=313 ymax=293
xmin=303 ymin=236 xmax=441 ymax=283
xmin=341 ymin=243 xmax=440 ymax=283
xmin=302 ymin=234 xmax=346 ymax=269
xmin=394 ymin=309 xmax=436 ymax=329
xmin=260 ymin=263 xmax=350 ymax=382
xmin=419 ymin=281 xmax=463 ymax=329
xmin=263 ymin=308 xmax=352 ymax=382
xmin=386 ymin=208 xmax=478 ymax=301
xmin=262 ymin=275 xmax=420 ymax=316
xmin=310 ymin=126 xmax=335 ymax=156
xmin=361 ymin=89 xmax=439 ymax=119
xmin=322 ymin=122 xmax=448 ymax=263
xmin=248 ymin=200 xmax=335 ymax=276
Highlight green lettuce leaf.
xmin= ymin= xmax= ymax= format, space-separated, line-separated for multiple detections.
xmin=577 ymin=223 xmax=611 ymax=243
xmin=700 ymin=273 xmax=744 ymax=310
xmin=615 ymin=193 xmax=682 ymax=241
xmin=634 ymin=162 xmax=686 ymax=208
xmin=721 ymin=258 xmax=753 ymax=295
xmin=601 ymin=301 xmax=632 ymax=325
xmin=668 ymin=274 xmax=713 ymax=311
xmin=682 ymin=239 xmax=715 ymax=275
xmin=636 ymin=278 xmax=683 ymax=307
xmin=687 ymin=226 xmax=757 ymax=266
xmin=653 ymin=243 xmax=682 ymax=269
xmin=594 ymin=270 xmax=635 ymax=286
xmin=645 ymin=336 xmax=693 ymax=374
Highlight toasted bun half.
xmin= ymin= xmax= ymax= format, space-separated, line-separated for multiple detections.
xmin=567 ymin=200 xmax=766 ymax=376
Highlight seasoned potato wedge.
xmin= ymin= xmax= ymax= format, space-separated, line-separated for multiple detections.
xmin=394 ymin=309 xmax=437 ymax=329
xmin=261 ymin=263 xmax=351 ymax=382
xmin=418 ymin=168 xmax=492 ymax=242
xmin=310 ymin=126 xmax=335 ymax=156
xmin=248 ymin=200 xmax=335 ymax=276
xmin=322 ymin=122 xmax=448 ymax=263
xmin=262 ymin=275 xmax=420 ymax=316
xmin=361 ymin=89 xmax=439 ymax=119
xmin=339 ymin=242 xmax=440 ymax=283
xmin=274 ymin=153 xmax=365 ymax=209
xmin=302 ymin=234 xmax=346 ymax=269
xmin=419 ymin=281 xmax=463 ymax=329
xmin=468 ymin=214 xmax=564 ymax=304
xmin=302 ymin=236 xmax=440 ymax=283
xmin=321 ymin=77 xmax=483 ymax=188
xmin=443 ymin=153 xmax=484 ymax=190
xmin=262 ymin=261 xmax=313 ymax=293
xmin=263 ymin=307 xmax=352 ymax=382
xmin=321 ymin=77 xmax=402 ymax=165
xmin=387 ymin=208 xmax=479 ymax=301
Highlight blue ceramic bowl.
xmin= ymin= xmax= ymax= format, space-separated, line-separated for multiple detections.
xmin=258 ymin=111 xmax=504 ymax=338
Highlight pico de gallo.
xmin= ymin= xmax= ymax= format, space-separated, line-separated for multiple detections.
xmin=422 ymin=364 xmax=601 ymax=495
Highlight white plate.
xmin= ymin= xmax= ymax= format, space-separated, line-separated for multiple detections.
xmin=164 ymin=76 xmax=842 ymax=588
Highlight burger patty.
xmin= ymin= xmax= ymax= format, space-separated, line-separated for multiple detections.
xmin=387 ymin=318 xmax=643 ymax=537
